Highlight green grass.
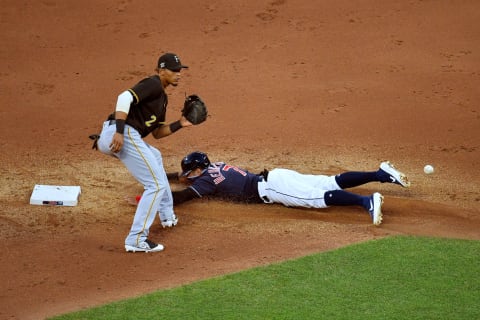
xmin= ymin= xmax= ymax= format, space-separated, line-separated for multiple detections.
xmin=50 ymin=236 xmax=480 ymax=320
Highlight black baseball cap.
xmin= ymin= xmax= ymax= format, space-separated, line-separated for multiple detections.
xmin=157 ymin=53 xmax=188 ymax=72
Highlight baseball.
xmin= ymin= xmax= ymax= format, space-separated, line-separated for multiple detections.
xmin=424 ymin=165 xmax=434 ymax=174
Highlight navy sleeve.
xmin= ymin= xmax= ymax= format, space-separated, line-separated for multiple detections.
xmin=172 ymin=188 xmax=199 ymax=205
xmin=189 ymin=175 xmax=217 ymax=197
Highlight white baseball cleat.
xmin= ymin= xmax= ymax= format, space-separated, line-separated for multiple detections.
xmin=380 ymin=161 xmax=411 ymax=188
xmin=125 ymin=239 xmax=164 ymax=253
xmin=368 ymin=192 xmax=384 ymax=226
xmin=161 ymin=214 xmax=178 ymax=228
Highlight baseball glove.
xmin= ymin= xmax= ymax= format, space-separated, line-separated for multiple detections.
xmin=182 ymin=94 xmax=208 ymax=125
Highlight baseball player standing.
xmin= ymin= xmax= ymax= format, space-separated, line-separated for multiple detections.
xmin=163 ymin=151 xmax=411 ymax=226
xmin=97 ymin=53 xmax=196 ymax=253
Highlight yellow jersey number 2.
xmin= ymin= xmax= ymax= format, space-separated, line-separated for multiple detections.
xmin=145 ymin=115 xmax=156 ymax=127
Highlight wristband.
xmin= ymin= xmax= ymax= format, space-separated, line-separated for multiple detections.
xmin=169 ymin=120 xmax=182 ymax=133
xmin=115 ymin=119 xmax=125 ymax=134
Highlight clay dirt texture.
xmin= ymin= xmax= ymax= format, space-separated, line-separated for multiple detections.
xmin=0 ymin=1 xmax=479 ymax=319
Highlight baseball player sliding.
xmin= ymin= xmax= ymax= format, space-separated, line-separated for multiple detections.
xmin=96 ymin=53 xmax=207 ymax=253
xmin=153 ymin=151 xmax=410 ymax=225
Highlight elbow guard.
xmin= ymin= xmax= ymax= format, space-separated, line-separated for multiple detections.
xmin=116 ymin=90 xmax=133 ymax=114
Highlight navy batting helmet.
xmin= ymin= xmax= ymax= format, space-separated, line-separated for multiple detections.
xmin=180 ymin=151 xmax=211 ymax=177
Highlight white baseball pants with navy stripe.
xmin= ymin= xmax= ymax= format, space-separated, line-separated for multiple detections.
xmin=257 ymin=168 xmax=341 ymax=208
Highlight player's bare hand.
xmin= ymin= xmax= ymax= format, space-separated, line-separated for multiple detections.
xmin=180 ymin=116 xmax=193 ymax=128
xmin=109 ymin=133 xmax=124 ymax=153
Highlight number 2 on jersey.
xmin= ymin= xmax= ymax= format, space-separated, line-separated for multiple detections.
xmin=145 ymin=115 xmax=157 ymax=127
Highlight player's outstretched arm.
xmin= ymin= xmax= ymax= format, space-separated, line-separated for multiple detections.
xmin=152 ymin=116 xmax=193 ymax=139
xmin=172 ymin=188 xmax=199 ymax=205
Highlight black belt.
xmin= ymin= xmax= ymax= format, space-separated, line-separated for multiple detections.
xmin=259 ymin=169 xmax=269 ymax=181
xmin=257 ymin=175 xmax=270 ymax=203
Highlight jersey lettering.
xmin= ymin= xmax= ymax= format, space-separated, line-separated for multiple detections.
xmin=145 ymin=115 xmax=157 ymax=127
xmin=191 ymin=162 xmax=260 ymax=202
xmin=222 ymin=165 xmax=247 ymax=176
xmin=213 ymin=175 xmax=225 ymax=184
xmin=208 ymin=163 xmax=226 ymax=185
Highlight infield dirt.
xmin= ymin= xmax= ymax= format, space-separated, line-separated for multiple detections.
xmin=1 ymin=1 xmax=479 ymax=319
